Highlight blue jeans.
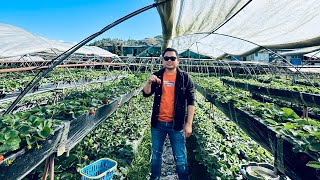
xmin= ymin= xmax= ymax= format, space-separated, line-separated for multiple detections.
xmin=150 ymin=121 xmax=188 ymax=180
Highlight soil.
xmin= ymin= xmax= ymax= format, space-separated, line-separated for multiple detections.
xmin=161 ymin=136 xmax=178 ymax=180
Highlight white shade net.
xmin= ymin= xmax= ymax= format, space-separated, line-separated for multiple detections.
xmin=305 ymin=50 xmax=320 ymax=59
xmin=279 ymin=45 xmax=320 ymax=56
xmin=0 ymin=24 xmax=51 ymax=58
xmin=0 ymin=23 xmax=116 ymax=58
xmin=156 ymin=0 xmax=320 ymax=59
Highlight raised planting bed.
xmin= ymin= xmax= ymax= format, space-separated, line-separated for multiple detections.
xmin=251 ymin=93 xmax=320 ymax=121
xmin=65 ymin=88 xmax=139 ymax=151
xmin=0 ymin=74 xmax=147 ymax=179
xmin=196 ymin=86 xmax=320 ymax=180
xmin=191 ymin=94 xmax=273 ymax=179
xmin=222 ymin=78 xmax=320 ymax=108
xmin=0 ymin=123 xmax=65 ymax=180
xmin=0 ymin=75 xmax=125 ymax=104
xmin=45 ymin=93 xmax=152 ymax=179
xmin=295 ymin=80 xmax=320 ymax=88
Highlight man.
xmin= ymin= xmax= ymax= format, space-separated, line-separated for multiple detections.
xmin=142 ymin=47 xmax=195 ymax=180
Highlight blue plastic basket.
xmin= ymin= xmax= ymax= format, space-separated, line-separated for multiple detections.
xmin=80 ymin=158 xmax=117 ymax=180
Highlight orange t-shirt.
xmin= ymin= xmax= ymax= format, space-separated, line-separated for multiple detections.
xmin=158 ymin=71 xmax=176 ymax=122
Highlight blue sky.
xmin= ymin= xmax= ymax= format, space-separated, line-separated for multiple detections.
xmin=0 ymin=0 xmax=162 ymax=43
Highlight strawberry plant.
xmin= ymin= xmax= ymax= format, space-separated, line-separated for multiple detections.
xmin=0 ymin=113 xmax=61 ymax=157
xmin=39 ymin=93 xmax=153 ymax=180
xmin=222 ymin=76 xmax=320 ymax=96
xmin=192 ymin=92 xmax=272 ymax=179
xmin=194 ymin=75 xmax=320 ymax=179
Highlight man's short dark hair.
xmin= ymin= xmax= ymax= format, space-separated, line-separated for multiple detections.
xmin=162 ymin=47 xmax=179 ymax=58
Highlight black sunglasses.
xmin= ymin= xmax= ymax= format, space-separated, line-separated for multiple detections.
xmin=163 ymin=56 xmax=177 ymax=61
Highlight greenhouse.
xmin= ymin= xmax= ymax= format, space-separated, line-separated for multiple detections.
xmin=0 ymin=0 xmax=319 ymax=180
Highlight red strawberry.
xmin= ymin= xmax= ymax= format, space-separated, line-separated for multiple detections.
xmin=103 ymin=98 xmax=109 ymax=104
xmin=156 ymin=79 xmax=161 ymax=85
xmin=0 ymin=154 xmax=4 ymax=162
xmin=89 ymin=109 xmax=95 ymax=115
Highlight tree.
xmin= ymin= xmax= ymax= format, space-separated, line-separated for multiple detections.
xmin=89 ymin=35 xmax=163 ymax=48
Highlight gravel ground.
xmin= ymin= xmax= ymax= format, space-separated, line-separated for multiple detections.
xmin=161 ymin=136 xmax=179 ymax=180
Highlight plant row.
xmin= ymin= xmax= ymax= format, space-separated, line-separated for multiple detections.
xmin=255 ymin=74 xmax=320 ymax=87
xmin=0 ymin=72 xmax=127 ymax=112
xmin=194 ymin=76 xmax=320 ymax=158
xmin=251 ymin=93 xmax=320 ymax=121
xmin=192 ymin=91 xmax=273 ymax=179
xmin=194 ymin=76 xmax=320 ymax=179
xmin=0 ymin=74 xmax=146 ymax=161
xmin=222 ymin=76 xmax=320 ymax=108
xmin=26 ymin=93 xmax=153 ymax=179
xmin=221 ymin=76 xmax=320 ymax=95
xmin=0 ymin=69 xmax=122 ymax=95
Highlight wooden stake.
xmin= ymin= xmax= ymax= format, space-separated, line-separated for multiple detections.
xmin=49 ymin=154 xmax=55 ymax=180
xmin=42 ymin=158 xmax=49 ymax=180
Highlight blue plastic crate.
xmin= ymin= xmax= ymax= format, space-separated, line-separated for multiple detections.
xmin=80 ymin=158 xmax=117 ymax=180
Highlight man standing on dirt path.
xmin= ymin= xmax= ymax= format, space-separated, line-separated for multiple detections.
xmin=142 ymin=47 xmax=195 ymax=180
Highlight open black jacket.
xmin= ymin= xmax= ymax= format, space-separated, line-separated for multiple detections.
xmin=142 ymin=68 xmax=195 ymax=131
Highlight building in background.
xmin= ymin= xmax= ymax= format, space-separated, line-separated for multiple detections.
xmin=245 ymin=49 xmax=270 ymax=63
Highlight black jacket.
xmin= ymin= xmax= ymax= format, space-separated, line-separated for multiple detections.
xmin=142 ymin=68 xmax=195 ymax=130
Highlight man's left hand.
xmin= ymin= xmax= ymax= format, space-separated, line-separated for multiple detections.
xmin=184 ymin=124 xmax=192 ymax=139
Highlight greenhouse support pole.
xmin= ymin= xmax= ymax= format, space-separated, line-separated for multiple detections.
xmin=4 ymin=0 xmax=169 ymax=114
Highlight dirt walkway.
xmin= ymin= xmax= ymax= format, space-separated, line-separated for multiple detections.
xmin=160 ymin=136 xmax=178 ymax=180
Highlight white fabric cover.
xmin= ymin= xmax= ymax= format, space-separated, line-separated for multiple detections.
xmin=305 ymin=50 xmax=320 ymax=58
xmin=279 ymin=46 xmax=320 ymax=56
xmin=156 ymin=0 xmax=320 ymax=59
xmin=287 ymin=67 xmax=320 ymax=73
xmin=0 ymin=23 xmax=116 ymax=58
xmin=0 ymin=24 xmax=51 ymax=58
xmin=0 ymin=55 xmax=45 ymax=61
